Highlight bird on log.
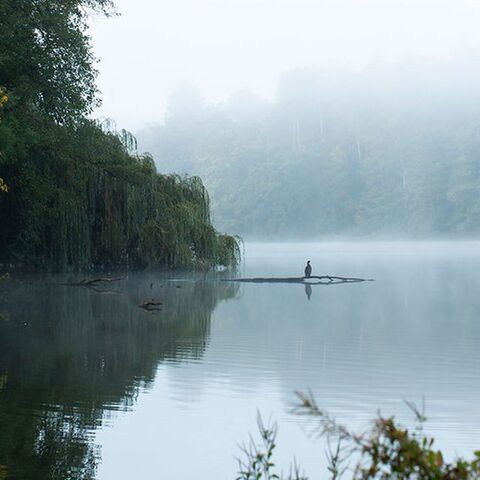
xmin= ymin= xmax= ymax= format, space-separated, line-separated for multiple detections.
xmin=304 ymin=260 xmax=312 ymax=278
xmin=222 ymin=275 xmax=374 ymax=285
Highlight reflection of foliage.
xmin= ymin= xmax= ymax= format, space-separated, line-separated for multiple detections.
xmin=0 ymin=274 xmax=8 ymax=321
xmin=17 ymin=413 xmax=97 ymax=480
xmin=0 ymin=86 xmax=8 ymax=195
xmin=0 ymin=275 xmax=238 ymax=479
xmin=0 ymin=409 xmax=97 ymax=480
xmin=238 ymin=393 xmax=480 ymax=479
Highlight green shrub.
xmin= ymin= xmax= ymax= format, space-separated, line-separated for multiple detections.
xmin=237 ymin=392 xmax=480 ymax=480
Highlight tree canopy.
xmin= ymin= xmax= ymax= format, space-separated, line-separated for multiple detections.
xmin=0 ymin=0 xmax=239 ymax=270
xmin=0 ymin=0 xmax=115 ymax=123
xmin=138 ymin=61 xmax=480 ymax=238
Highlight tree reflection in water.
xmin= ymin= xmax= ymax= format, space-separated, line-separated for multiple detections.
xmin=0 ymin=274 xmax=238 ymax=479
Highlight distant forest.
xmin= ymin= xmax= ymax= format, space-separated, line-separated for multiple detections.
xmin=138 ymin=58 xmax=480 ymax=238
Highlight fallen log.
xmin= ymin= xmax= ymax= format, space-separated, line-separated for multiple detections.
xmin=222 ymin=275 xmax=373 ymax=285
xmin=59 ymin=275 xmax=126 ymax=287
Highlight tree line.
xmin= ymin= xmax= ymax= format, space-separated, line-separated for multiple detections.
xmin=0 ymin=0 xmax=239 ymax=271
xmin=138 ymin=60 xmax=480 ymax=238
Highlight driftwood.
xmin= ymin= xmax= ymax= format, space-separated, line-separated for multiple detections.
xmin=87 ymin=286 xmax=123 ymax=295
xmin=139 ymin=300 xmax=163 ymax=311
xmin=58 ymin=276 xmax=126 ymax=294
xmin=60 ymin=276 xmax=126 ymax=287
xmin=222 ymin=275 xmax=373 ymax=285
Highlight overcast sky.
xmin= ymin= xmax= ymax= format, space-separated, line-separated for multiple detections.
xmin=90 ymin=0 xmax=480 ymax=131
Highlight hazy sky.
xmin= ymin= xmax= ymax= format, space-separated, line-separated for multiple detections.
xmin=90 ymin=0 xmax=480 ymax=131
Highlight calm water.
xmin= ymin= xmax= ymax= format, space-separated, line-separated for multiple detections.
xmin=1 ymin=242 xmax=480 ymax=479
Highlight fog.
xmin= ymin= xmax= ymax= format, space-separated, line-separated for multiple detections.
xmin=133 ymin=57 xmax=480 ymax=238
xmin=90 ymin=0 xmax=480 ymax=130
xmin=89 ymin=0 xmax=480 ymax=240
xmin=5 ymin=2 xmax=480 ymax=476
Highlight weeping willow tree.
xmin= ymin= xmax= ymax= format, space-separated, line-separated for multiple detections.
xmin=0 ymin=119 xmax=240 ymax=270
xmin=0 ymin=0 xmax=239 ymax=271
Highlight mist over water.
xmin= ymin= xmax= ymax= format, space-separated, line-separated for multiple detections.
xmin=89 ymin=0 xmax=480 ymax=242
xmin=2 ymin=242 xmax=480 ymax=479
xmin=5 ymin=0 xmax=480 ymax=477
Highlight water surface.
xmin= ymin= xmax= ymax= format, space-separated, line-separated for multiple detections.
xmin=1 ymin=242 xmax=479 ymax=479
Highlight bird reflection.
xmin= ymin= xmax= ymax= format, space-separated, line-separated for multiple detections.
xmin=304 ymin=283 xmax=312 ymax=300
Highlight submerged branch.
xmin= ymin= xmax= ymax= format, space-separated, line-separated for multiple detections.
xmin=59 ymin=276 xmax=126 ymax=287
xmin=139 ymin=300 xmax=163 ymax=311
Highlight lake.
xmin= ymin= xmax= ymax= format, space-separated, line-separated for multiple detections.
xmin=1 ymin=242 xmax=480 ymax=479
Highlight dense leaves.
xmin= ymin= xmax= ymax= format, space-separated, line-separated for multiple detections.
xmin=0 ymin=112 xmax=239 ymax=269
xmin=0 ymin=0 xmax=114 ymax=123
xmin=0 ymin=0 xmax=239 ymax=270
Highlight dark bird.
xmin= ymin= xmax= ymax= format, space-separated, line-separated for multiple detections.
xmin=304 ymin=260 xmax=312 ymax=278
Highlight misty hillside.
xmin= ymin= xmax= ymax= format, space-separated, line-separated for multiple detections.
xmin=137 ymin=58 xmax=480 ymax=238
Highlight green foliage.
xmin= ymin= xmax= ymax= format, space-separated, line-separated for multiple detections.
xmin=237 ymin=415 xmax=307 ymax=480
xmin=0 ymin=0 xmax=239 ymax=270
xmin=0 ymin=0 xmax=115 ymax=124
xmin=138 ymin=65 xmax=480 ymax=238
xmin=237 ymin=415 xmax=281 ymax=480
xmin=238 ymin=393 xmax=480 ymax=479
xmin=0 ymin=116 xmax=240 ymax=270
xmin=354 ymin=416 xmax=480 ymax=479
